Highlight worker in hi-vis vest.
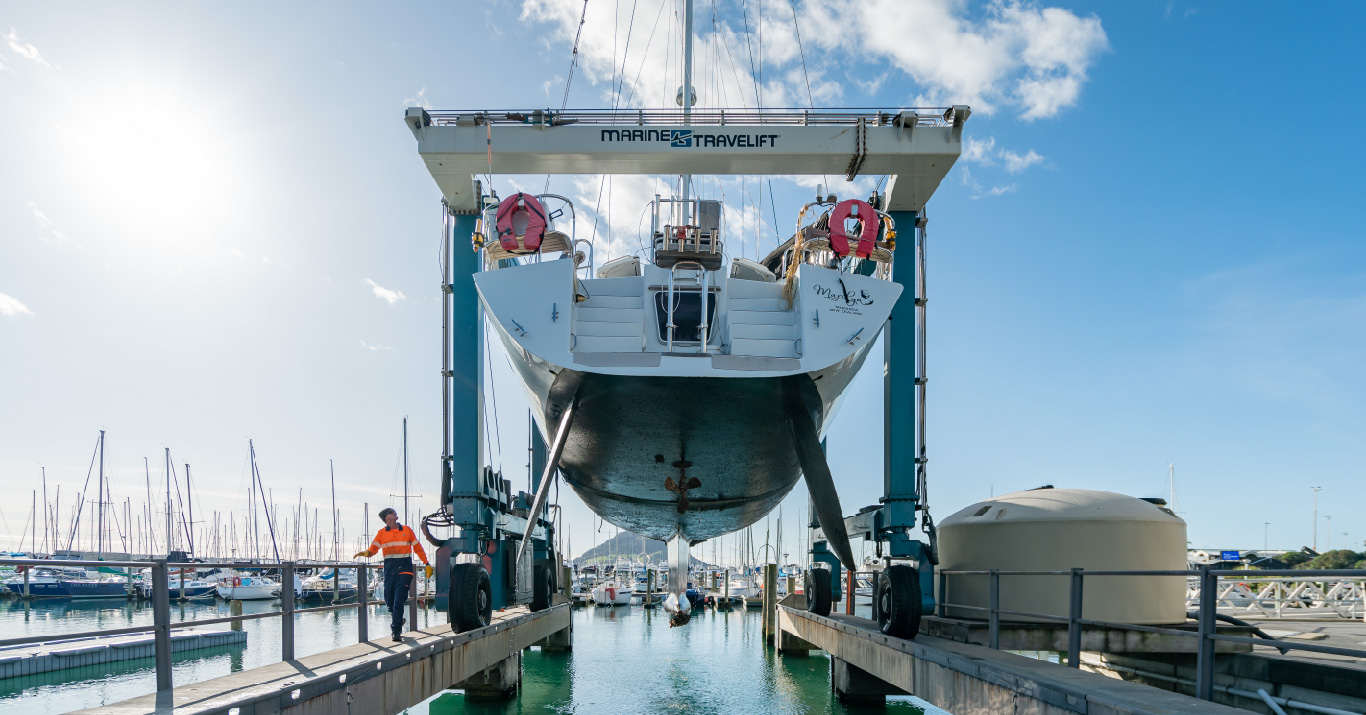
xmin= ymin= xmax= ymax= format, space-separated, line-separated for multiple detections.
xmin=354 ymin=507 xmax=432 ymax=641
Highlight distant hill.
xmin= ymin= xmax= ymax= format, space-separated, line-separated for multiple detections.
xmin=573 ymin=531 xmax=711 ymax=568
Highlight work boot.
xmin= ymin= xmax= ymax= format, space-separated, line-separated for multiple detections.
xmin=391 ymin=626 xmax=402 ymax=643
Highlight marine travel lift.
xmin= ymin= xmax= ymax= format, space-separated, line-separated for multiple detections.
xmin=406 ymin=104 xmax=968 ymax=636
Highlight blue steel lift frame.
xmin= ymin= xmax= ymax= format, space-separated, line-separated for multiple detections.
xmin=809 ymin=210 xmax=936 ymax=617
xmin=408 ymin=106 xmax=969 ymax=616
xmin=432 ymin=206 xmax=556 ymax=613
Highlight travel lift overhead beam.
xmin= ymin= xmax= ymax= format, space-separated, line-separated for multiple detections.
xmin=411 ymin=105 xmax=968 ymax=635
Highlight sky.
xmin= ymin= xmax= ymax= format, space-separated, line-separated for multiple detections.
xmin=1 ymin=1 xmax=1364 ymax=563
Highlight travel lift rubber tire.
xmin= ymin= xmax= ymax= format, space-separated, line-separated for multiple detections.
xmin=806 ymin=567 xmax=833 ymax=616
xmin=530 ymin=564 xmax=552 ymax=612
xmin=450 ymin=563 xmax=493 ymax=633
xmin=876 ymin=564 xmax=922 ymax=639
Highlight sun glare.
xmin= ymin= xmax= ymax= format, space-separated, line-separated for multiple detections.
xmin=61 ymin=82 xmax=247 ymax=249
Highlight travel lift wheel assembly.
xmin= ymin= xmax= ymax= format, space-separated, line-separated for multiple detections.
xmin=801 ymin=209 xmax=936 ymax=641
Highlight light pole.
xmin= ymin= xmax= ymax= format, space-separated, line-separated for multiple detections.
xmin=1325 ymin=516 xmax=1332 ymax=550
xmin=1311 ymin=486 xmax=1322 ymax=550
xmin=1264 ymin=522 xmax=1270 ymax=551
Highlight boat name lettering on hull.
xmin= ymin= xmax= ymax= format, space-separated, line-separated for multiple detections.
xmin=599 ymin=129 xmax=780 ymax=148
xmin=811 ymin=283 xmax=874 ymax=308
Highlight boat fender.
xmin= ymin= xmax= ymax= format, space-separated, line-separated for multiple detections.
xmin=495 ymin=192 xmax=548 ymax=253
xmin=828 ymin=199 xmax=877 ymax=259
xmin=606 ymin=587 xmax=616 ymax=601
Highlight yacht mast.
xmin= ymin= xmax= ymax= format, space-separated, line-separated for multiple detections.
xmin=96 ymin=430 xmax=105 ymax=559
xmin=330 ymin=459 xmax=339 ymax=562
xmin=185 ymin=463 xmax=194 ymax=556
xmin=164 ymin=447 xmax=173 ymax=555
xmin=402 ymin=417 xmax=409 ymax=527
xmin=679 ymin=0 xmax=694 ymax=223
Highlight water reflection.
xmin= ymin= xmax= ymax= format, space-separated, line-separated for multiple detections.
xmin=419 ymin=606 xmax=935 ymax=715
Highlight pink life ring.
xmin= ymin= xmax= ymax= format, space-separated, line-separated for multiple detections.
xmin=495 ymin=193 xmax=548 ymax=253
xmin=828 ymin=199 xmax=877 ymax=258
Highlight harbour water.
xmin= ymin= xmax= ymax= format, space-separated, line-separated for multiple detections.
xmin=0 ymin=596 xmax=946 ymax=714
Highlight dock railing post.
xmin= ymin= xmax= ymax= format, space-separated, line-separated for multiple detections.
xmin=763 ymin=563 xmax=777 ymax=644
xmin=152 ymin=558 xmax=173 ymax=692
xmin=22 ymin=569 xmax=29 ymax=600
xmin=1196 ymin=567 xmax=1217 ymax=700
xmin=357 ymin=564 xmax=369 ymax=643
xmin=409 ymin=564 xmax=419 ymax=633
xmin=988 ymin=569 xmax=1000 ymax=650
xmin=1067 ymin=568 xmax=1083 ymax=668
xmin=281 ymin=562 xmax=295 ymax=661
xmin=846 ymin=570 xmax=856 ymax=615
xmin=937 ymin=569 xmax=946 ymax=617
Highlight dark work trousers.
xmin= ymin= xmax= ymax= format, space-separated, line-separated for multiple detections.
xmin=383 ymin=557 xmax=415 ymax=633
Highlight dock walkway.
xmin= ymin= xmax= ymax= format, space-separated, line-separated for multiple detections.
xmin=776 ymin=604 xmax=1247 ymax=714
xmin=0 ymin=629 xmax=246 ymax=680
xmin=78 ymin=604 xmax=570 ymax=715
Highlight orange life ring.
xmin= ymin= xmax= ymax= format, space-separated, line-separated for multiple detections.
xmin=495 ymin=192 xmax=548 ymax=253
xmin=828 ymin=199 xmax=877 ymax=258
xmin=233 ymin=576 xmax=241 ymax=587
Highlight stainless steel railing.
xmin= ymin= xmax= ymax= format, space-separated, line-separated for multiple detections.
xmin=427 ymin=107 xmax=958 ymax=128
xmin=934 ymin=567 xmax=1366 ymax=702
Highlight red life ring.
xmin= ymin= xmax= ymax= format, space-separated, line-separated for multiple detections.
xmin=828 ymin=199 xmax=877 ymax=258
xmin=232 ymin=576 xmax=241 ymax=587
xmin=495 ymin=193 xmax=548 ymax=254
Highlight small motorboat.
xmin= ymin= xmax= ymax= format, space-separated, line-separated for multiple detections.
xmin=591 ymin=579 xmax=634 ymax=606
xmin=300 ymin=568 xmax=358 ymax=602
xmin=215 ymin=574 xmax=281 ymax=601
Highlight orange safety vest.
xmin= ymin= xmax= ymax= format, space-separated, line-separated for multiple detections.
xmin=365 ymin=524 xmax=429 ymax=564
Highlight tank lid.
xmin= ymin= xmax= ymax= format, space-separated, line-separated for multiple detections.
xmin=940 ymin=488 xmax=1185 ymax=527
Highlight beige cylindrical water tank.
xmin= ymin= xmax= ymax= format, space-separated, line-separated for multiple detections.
xmin=938 ymin=488 xmax=1187 ymax=625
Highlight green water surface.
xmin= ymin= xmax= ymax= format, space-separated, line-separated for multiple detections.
xmin=411 ymin=605 xmax=943 ymax=715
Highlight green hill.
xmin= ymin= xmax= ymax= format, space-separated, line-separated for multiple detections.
xmin=572 ymin=531 xmax=712 ymax=568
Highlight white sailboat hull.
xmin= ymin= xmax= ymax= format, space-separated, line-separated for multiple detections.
xmin=478 ymin=258 xmax=900 ymax=544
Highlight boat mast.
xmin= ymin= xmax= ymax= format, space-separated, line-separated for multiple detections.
xmin=185 ymin=463 xmax=195 ymax=557
xmin=164 ymin=447 xmax=173 ymax=555
xmin=41 ymin=467 xmax=47 ymax=555
xmin=679 ymin=0 xmax=694 ymax=224
xmin=96 ymin=430 xmax=105 ymax=559
xmin=330 ymin=460 xmax=338 ymax=562
xmin=402 ymin=417 xmax=409 ymax=526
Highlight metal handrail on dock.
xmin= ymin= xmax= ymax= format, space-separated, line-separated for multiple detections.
xmin=0 ymin=557 xmax=391 ymax=695
xmin=934 ymin=566 xmax=1366 ymax=702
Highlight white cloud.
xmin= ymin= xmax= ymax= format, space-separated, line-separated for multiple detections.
xmin=4 ymin=28 xmax=52 ymax=68
xmin=958 ymin=166 xmax=1017 ymax=200
xmin=403 ymin=87 xmax=433 ymax=110
xmin=961 ymin=136 xmax=1045 ymax=174
xmin=230 ymin=248 xmax=244 ymax=258
xmin=524 ymin=0 xmax=1105 ymax=120
xmin=962 ymin=136 xmax=998 ymax=165
xmin=0 ymin=292 xmax=34 ymax=318
xmin=1001 ymin=148 xmax=1044 ymax=173
xmin=364 ymin=278 xmax=406 ymax=305
xmin=27 ymin=202 xmax=68 ymax=244
xmin=358 ymin=339 xmax=394 ymax=352
xmin=802 ymin=0 xmax=1107 ymax=120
